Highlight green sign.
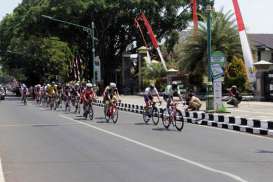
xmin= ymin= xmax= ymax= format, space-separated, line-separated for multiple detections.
xmin=211 ymin=51 xmax=225 ymax=80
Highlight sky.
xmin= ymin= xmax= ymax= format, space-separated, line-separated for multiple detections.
xmin=0 ymin=0 xmax=272 ymax=33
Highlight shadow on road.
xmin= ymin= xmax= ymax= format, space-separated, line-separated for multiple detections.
xmin=95 ymin=117 xmax=105 ymax=120
xmin=256 ymin=150 xmax=273 ymax=154
xmin=152 ymin=127 xmax=178 ymax=132
xmin=134 ymin=122 xmax=152 ymax=126
xmin=74 ymin=118 xmax=87 ymax=121
xmin=32 ymin=124 xmax=59 ymax=127
xmin=96 ymin=120 xmax=110 ymax=124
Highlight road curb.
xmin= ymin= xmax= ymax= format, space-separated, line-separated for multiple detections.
xmin=93 ymin=100 xmax=273 ymax=137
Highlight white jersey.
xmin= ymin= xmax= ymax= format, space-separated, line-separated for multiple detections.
xmin=165 ymin=85 xmax=181 ymax=97
xmin=145 ymin=87 xmax=159 ymax=96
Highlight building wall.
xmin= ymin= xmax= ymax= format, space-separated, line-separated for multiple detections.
xmin=261 ymin=50 xmax=272 ymax=62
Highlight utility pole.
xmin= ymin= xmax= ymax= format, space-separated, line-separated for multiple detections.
xmin=203 ymin=0 xmax=214 ymax=111
xmin=41 ymin=15 xmax=98 ymax=84
xmin=91 ymin=22 xmax=96 ymax=85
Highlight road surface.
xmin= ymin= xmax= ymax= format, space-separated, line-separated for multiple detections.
xmin=0 ymin=97 xmax=273 ymax=182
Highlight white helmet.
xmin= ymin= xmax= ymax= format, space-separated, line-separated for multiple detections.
xmin=86 ymin=83 xmax=92 ymax=88
xmin=172 ymin=81 xmax=178 ymax=86
xmin=110 ymin=82 xmax=116 ymax=88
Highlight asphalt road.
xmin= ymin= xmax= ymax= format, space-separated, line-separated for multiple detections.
xmin=0 ymin=97 xmax=273 ymax=182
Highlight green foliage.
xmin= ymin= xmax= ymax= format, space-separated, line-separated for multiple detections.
xmin=0 ymin=0 xmax=193 ymax=84
xmin=142 ymin=62 xmax=167 ymax=91
xmin=224 ymin=56 xmax=248 ymax=91
xmin=0 ymin=35 xmax=73 ymax=84
xmin=176 ymin=10 xmax=242 ymax=88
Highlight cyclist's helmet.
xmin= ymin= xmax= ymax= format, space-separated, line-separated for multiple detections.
xmin=110 ymin=82 xmax=117 ymax=89
xmin=171 ymin=81 xmax=178 ymax=90
xmin=149 ymin=83 xmax=155 ymax=90
xmin=86 ymin=83 xmax=92 ymax=88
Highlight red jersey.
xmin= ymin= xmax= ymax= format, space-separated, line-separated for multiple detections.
xmin=83 ymin=89 xmax=95 ymax=100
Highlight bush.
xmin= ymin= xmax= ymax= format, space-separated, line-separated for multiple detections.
xmin=224 ymin=56 xmax=248 ymax=91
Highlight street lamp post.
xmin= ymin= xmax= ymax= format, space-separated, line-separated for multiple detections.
xmin=41 ymin=15 xmax=98 ymax=84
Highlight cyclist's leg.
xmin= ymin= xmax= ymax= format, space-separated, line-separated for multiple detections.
xmin=144 ymin=95 xmax=149 ymax=109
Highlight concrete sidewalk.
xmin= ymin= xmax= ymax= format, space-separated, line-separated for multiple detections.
xmin=98 ymin=95 xmax=273 ymax=121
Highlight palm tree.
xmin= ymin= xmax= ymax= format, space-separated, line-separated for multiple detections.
xmin=177 ymin=10 xmax=242 ymax=86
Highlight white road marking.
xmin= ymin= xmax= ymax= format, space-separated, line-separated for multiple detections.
xmin=0 ymin=158 xmax=6 ymax=182
xmin=60 ymin=114 xmax=248 ymax=182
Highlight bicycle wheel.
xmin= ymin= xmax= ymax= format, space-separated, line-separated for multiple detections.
xmin=152 ymin=107 xmax=159 ymax=125
xmin=89 ymin=104 xmax=94 ymax=120
xmin=162 ymin=108 xmax=170 ymax=129
xmin=50 ymin=99 xmax=54 ymax=110
xmin=105 ymin=108 xmax=110 ymax=122
xmin=112 ymin=107 xmax=118 ymax=124
xmin=142 ymin=108 xmax=151 ymax=124
xmin=174 ymin=110 xmax=184 ymax=131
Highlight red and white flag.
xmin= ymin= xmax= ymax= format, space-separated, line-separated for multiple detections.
xmin=192 ymin=0 xmax=198 ymax=31
xmin=232 ymin=0 xmax=256 ymax=82
xmin=137 ymin=13 xmax=168 ymax=71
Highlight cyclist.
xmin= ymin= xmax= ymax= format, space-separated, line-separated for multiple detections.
xmin=63 ymin=83 xmax=71 ymax=106
xmin=82 ymin=83 xmax=96 ymax=117
xmin=21 ymin=84 xmax=28 ymax=103
xmin=103 ymin=82 xmax=120 ymax=113
xmin=34 ymin=84 xmax=42 ymax=104
xmin=46 ymin=83 xmax=56 ymax=106
xmin=163 ymin=81 xmax=183 ymax=109
xmin=144 ymin=83 xmax=161 ymax=109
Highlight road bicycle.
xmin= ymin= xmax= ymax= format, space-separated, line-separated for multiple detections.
xmin=22 ymin=95 xmax=27 ymax=105
xmin=74 ymin=96 xmax=81 ymax=114
xmin=54 ymin=94 xmax=62 ymax=110
xmin=64 ymin=95 xmax=71 ymax=112
xmin=105 ymin=100 xmax=119 ymax=124
xmin=49 ymin=95 xmax=55 ymax=110
xmin=162 ymin=102 xmax=184 ymax=131
xmin=83 ymin=100 xmax=93 ymax=120
xmin=142 ymin=101 xmax=161 ymax=125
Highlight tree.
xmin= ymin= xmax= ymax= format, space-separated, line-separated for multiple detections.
xmin=177 ymin=10 xmax=242 ymax=87
xmin=142 ymin=62 xmax=167 ymax=91
xmin=0 ymin=0 xmax=194 ymax=84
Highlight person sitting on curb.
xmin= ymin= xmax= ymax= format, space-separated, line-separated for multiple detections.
xmin=186 ymin=93 xmax=202 ymax=111
xmin=227 ymin=85 xmax=242 ymax=107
